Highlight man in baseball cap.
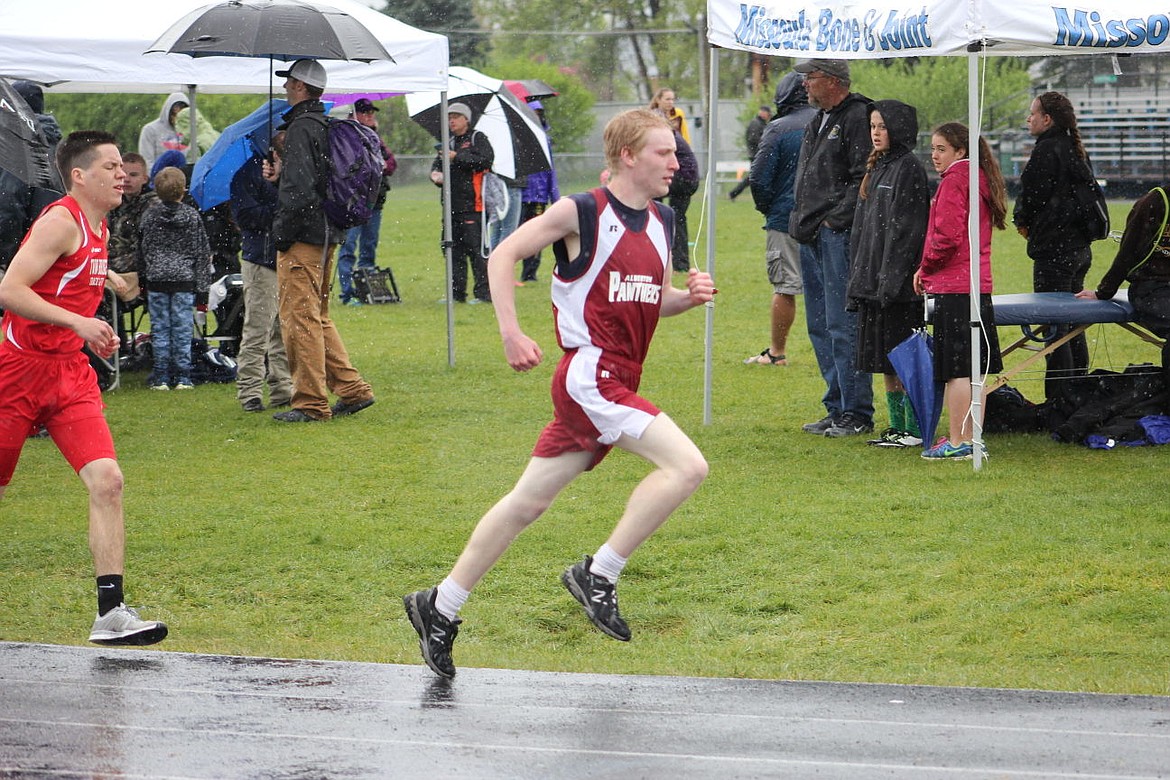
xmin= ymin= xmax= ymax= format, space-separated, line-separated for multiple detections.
xmin=788 ymin=55 xmax=876 ymax=439
xmin=353 ymin=98 xmax=379 ymax=114
xmin=792 ymin=58 xmax=851 ymax=83
xmin=274 ymin=59 xmax=327 ymax=90
xmin=447 ymin=102 xmax=473 ymax=121
xmin=268 ymin=54 xmax=375 ymax=422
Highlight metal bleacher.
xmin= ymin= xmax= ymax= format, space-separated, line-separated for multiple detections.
xmin=1071 ymin=88 xmax=1170 ymax=181
xmin=1003 ymin=86 xmax=1170 ymax=195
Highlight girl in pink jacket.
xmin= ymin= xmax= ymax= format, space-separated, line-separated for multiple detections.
xmin=913 ymin=123 xmax=1008 ymax=460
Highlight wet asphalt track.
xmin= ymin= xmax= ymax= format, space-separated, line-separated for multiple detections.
xmin=1 ymin=641 xmax=1168 ymax=779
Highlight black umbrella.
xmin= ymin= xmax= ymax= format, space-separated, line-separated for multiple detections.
xmin=0 ymin=77 xmax=58 ymax=190
xmin=405 ymin=67 xmax=552 ymax=180
xmin=0 ymin=77 xmax=63 ymax=266
xmin=148 ymin=0 xmax=393 ymax=155
xmin=148 ymin=0 xmax=391 ymax=63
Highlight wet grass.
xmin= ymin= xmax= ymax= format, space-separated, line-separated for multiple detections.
xmin=1 ymin=186 xmax=1166 ymax=695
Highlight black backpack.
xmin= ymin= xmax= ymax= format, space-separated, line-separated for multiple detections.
xmin=1071 ymin=155 xmax=1109 ymax=242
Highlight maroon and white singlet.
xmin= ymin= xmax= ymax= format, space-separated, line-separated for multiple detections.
xmin=532 ymin=188 xmax=675 ymax=466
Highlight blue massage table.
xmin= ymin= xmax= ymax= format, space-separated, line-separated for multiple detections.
xmin=986 ymin=291 xmax=1164 ymax=392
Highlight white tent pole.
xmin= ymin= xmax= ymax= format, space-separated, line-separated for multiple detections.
xmin=186 ymin=84 xmax=198 ymax=163
xmin=702 ymin=44 xmax=719 ymax=425
xmin=968 ymin=49 xmax=985 ymax=471
xmin=440 ymin=91 xmax=455 ymax=366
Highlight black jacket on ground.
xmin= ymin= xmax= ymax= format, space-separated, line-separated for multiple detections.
xmin=847 ymin=100 xmax=930 ymax=306
xmin=273 ymin=99 xmax=332 ymax=250
xmin=1013 ymin=126 xmax=1093 ymax=261
xmin=789 ymin=91 xmax=872 ymax=244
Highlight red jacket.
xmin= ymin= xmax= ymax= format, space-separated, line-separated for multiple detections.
xmin=919 ymin=158 xmax=994 ymax=295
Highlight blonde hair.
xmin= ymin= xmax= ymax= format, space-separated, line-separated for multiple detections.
xmin=154 ymin=166 xmax=187 ymax=203
xmin=603 ymin=108 xmax=672 ymax=173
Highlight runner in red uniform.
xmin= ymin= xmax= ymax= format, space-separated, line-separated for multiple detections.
xmin=405 ymin=109 xmax=717 ymax=678
xmin=0 ymin=131 xmax=167 ymax=646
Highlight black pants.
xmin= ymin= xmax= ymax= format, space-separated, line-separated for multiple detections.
xmin=1033 ymin=246 xmax=1092 ymax=400
xmin=450 ymin=212 xmax=490 ymax=302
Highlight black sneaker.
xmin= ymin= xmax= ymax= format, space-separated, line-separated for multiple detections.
xmin=801 ymin=415 xmax=836 ymax=434
xmin=561 ymin=556 xmax=630 ymax=641
xmin=331 ymin=396 xmax=375 ymax=418
xmin=272 ymin=408 xmax=321 ymax=423
xmin=403 ymin=588 xmax=461 ymax=679
xmin=824 ymin=413 xmax=874 ymax=438
xmin=241 ymin=398 xmax=264 ymax=413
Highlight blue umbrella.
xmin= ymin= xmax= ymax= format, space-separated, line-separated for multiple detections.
xmin=888 ymin=327 xmax=945 ymax=450
xmin=190 ymin=98 xmax=289 ymax=210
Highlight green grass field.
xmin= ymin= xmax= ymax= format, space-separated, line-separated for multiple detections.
xmin=1 ymin=181 xmax=1166 ymax=695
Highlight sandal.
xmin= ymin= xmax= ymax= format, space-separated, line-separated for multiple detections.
xmin=743 ymin=348 xmax=787 ymax=366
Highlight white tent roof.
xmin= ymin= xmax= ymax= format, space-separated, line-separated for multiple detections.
xmin=709 ymin=0 xmax=1170 ymax=58
xmin=0 ymin=0 xmax=447 ymax=94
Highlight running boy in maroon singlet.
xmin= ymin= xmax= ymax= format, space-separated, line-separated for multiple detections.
xmin=0 ymin=131 xmax=167 ymax=646
xmin=405 ymin=109 xmax=717 ymax=678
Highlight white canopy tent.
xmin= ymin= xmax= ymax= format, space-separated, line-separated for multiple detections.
xmin=0 ymin=0 xmax=471 ymax=362
xmin=0 ymin=0 xmax=447 ymax=94
xmin=705 ymin=0 xmax=1170 ymax=469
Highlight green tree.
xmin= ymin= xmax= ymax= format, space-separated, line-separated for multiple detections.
xmin=852 ymin=58 xmax=1032 ymax=136
xmin=46 ymin=92 xmax=272 ymax=158
xmin=482 ymin=55 xmax=595 ymax=153
xmin=475 ymin=0 xmax=731 ymax=102
xmin=386 ymin=0 xmax=487 ymax=67
xmin=381 ymin=96 xmax=443 ymax=156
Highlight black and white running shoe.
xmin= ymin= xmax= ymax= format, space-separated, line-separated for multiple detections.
xmin=403 ymin=588 xmax=461 ymax=679
xmin=561 ymin=556 xmax=631 ymax=642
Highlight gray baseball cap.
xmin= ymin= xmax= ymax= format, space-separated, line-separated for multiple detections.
xmin=447 ymin=102 xmax=473 ymax=120
xmin=793 ymin=58 xmax=851 ymax=82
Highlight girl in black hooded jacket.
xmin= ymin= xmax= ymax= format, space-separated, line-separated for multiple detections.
xmin=848 ymin=99 xmax=930 ymax=447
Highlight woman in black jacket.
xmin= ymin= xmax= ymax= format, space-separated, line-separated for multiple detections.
xmin=1013 ymin=91 xmax=1094 ymax=400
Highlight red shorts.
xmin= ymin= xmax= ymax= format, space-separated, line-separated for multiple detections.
xmin=0 ymin=345 xmax=115 ymax=486
xmin=532 ymin=347 xmax=659 ymax=470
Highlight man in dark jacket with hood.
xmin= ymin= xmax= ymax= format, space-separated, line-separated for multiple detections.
xmin=266 ymin=59 xmax=374 ymax=423
xmin=745 ymin=74 xmax=816 ymax=367
xmin=231 ymin=132 xmax=292 ymax=413
xmin=789 ymin=58 xmax=874 ymax=438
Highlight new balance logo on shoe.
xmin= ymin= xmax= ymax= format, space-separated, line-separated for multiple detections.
xmin=562 ymin=556 xmax=631 ymax=642
xmin=403 ymin=588 xmax=460 ymax=679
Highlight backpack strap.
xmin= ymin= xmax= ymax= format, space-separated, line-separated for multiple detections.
xmin=1129 ymin=186 xmax=1170 ymax=277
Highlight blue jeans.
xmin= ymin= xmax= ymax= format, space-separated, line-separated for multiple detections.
xmin=147 ymin=290 xmax=195 ymax=386
xmin=799 ymin=226 xmax=873 ymax=423
xmin=337 ymin=210 xmax=382 ymax=302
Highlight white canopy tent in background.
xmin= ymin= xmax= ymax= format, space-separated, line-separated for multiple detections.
xmin=0 ymin=0 xmax=447 ymax=94
xmin=0 ymin=0 xmax=479 ymax=363
xmin=705 ymin=0 xmax=1170 ymax=469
